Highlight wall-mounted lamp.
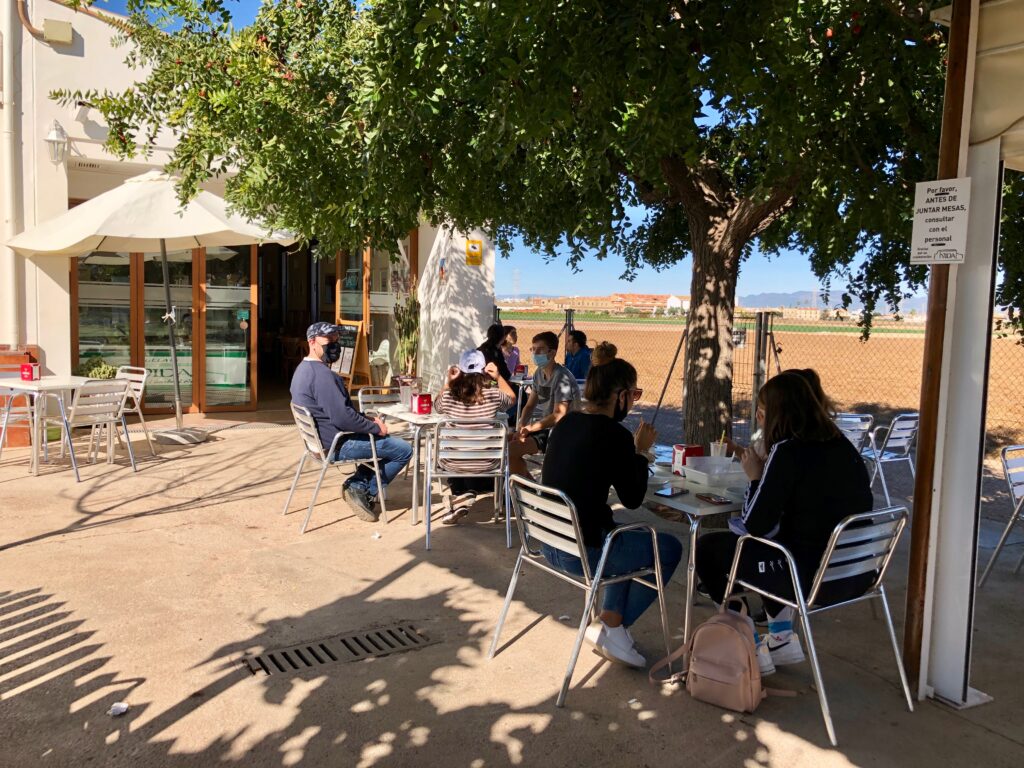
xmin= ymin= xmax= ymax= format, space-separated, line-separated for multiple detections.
xmin=45 ymin=121 xmax=68 ymax=164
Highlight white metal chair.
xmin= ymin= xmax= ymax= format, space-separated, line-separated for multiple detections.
xmin=422 ymin=417 xmax=510 ymax=550
xmin=861 ymin=413 xmax=919 ymax=505
xmin=979 ymin=445 xmax=1024 ymax=587
xmin=357 ymin=386 xmax=413 ymax=435
xmin=282 ymin=403 xmax=390 ymax=533
xmin=723 ymin=506 xmax=913 ymax=747
xmin=46 ymin=379 xmax=137 ymax=483
xmin=116 ymin=365 xmax=156 ymax=456
xmin=488 ymin=475 xmax=673 ymax=708
xmin=834 ymin=412 xmax=874 ymax=452
xmin=0 ymin=365 xmax=35 ymax=460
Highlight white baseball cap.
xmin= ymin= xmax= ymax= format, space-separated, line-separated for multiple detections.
xmin=458 ymin=350 xmax=487 ymax=374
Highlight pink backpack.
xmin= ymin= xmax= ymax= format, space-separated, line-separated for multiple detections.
xmin=651 ymin=603 xmax=789 ymax=713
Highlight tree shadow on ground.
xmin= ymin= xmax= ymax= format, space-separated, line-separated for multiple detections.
xmin=0 ymin=570 xmax=784 ymax=768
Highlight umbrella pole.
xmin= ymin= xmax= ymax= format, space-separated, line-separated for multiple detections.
xmin=159 ymin=239 xmax=185 ymax=431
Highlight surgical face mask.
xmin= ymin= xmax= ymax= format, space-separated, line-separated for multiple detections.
xmin=532 ymin=352 xmax=550 ymax=367
xmin=612 ymin=391 xmax=630 ymax=422
xmin=322 ymin=341 xmax=342 ymax=364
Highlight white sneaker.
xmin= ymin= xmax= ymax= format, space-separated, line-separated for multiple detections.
xmin=584 ymin=622 xmax=646 ymax=669
xmin=766 ymin=631 xmax=805 ymax=666
xmin=756 ymin=639 xmax=776 ymax=676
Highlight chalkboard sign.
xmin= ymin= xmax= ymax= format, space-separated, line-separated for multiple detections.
xmin=329 ymin=319 xmax=370 ymax=385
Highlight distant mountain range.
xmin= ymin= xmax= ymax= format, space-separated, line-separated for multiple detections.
xmin=500 ymin=290 xmax=930 ymax=313
xmin=738 ymin=290 xmax=929 ymax=314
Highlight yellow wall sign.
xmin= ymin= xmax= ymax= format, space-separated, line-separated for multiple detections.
xmin=465 ymin=239 xmax=483 ymax=266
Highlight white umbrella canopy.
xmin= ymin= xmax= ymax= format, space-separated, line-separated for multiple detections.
xmin=7 ymin=170 xmax=293 ymax=255
xmin=6 ymin=170 xmax=295 ymax=439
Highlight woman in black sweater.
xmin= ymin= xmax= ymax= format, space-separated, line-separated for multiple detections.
xmin=695 ymin=372 xmax=873 ymax=674
xmin=541 ymin=359 xmax=683 ymax=669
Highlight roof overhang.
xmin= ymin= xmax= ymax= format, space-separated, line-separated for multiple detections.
xmin=934 ymin=0 xmax=1024 ymax=171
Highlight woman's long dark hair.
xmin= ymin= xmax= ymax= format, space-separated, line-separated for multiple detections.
xmin=584 ymin=358 xmax=638 ymax=407
xmin=782 ymin=368 xmax=834 ymax=413
xmin=760 ymin=372 xmax=840 ymax=449
xmin=449 ymin=372 xmax=489 ymax=405
xmin=482 ymin=323 xmax=505 ymax=349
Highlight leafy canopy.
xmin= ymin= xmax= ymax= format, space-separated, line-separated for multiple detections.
xmin=61 ymin=0 xmax=1024 ymax=323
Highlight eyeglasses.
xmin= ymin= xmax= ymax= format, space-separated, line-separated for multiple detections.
xmin=623 ymin=388 xmax=643 ymax=400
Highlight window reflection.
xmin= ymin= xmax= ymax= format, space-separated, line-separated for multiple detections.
xmin=205 ymin=246 xmax=252 ymax=406
xmin=142 ymin=250 xmax=193 ymax=407
xmin=76 ymin=252 xmax=131 ymax=373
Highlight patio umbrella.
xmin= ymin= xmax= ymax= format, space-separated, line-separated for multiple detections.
xmin=7 ymin=171 xmax=294 ymax=442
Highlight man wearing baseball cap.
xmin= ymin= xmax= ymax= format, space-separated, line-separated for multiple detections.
xmin=289 ymin=322 xmax=412 ymax=521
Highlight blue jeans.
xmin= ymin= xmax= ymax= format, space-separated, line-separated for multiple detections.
xmin=333 ymin=434 xmax=413 ymax=499
xmin=542 ymin=530 xmax=683 ymax=628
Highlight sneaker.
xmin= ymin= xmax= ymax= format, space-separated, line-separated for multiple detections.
xmin=756 ymin=639 xmax=776 ymax=676
xmin=342 ymin=484 xmax=379 ymax=523
xmin=446 ymin=491 xmax=476 ymax=512
xmin=766 ymin=631 xmax=805 ymax=666
xmin=441 ymin=506 xmax=471 ymax=525
xmin=584 ymin=622 xmax=646 ymax=669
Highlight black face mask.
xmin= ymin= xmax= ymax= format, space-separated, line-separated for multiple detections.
xmin=612 ymin=391 xmax=630 ymax=422
xmin=322 ymin=342 xmax=342 ymax=364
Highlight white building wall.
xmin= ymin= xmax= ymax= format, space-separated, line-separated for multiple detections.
xmin=2 ymin=2 xmax=175 ymax=372
xmin=416 ymin=224 xmax=496 ymax=392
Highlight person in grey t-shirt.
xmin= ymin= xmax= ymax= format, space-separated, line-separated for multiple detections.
xmin=510 ymin=331 xmax=580 ymax=477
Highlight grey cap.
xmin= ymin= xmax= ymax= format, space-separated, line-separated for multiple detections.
xmin=306 ymin=321 xmax=340 ymax=340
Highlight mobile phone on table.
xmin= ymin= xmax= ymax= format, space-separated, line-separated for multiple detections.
xmin=655 ymin=486 xmax=688 ymax=498
xmin=696 ymin=492 xmax=732 ymax=505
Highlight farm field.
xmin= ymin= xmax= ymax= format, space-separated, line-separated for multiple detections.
xmin=506 ymin=315 xmax=1023 ymax=447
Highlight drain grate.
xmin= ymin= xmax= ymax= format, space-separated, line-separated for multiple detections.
xmin=242 ymin=622 xmax=437 ymax=676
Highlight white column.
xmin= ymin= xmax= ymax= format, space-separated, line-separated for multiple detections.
xmin=922 ymin=136 xmax=1002 ymax=707
xmin=416 ymin=224 xmax=495 ymax=391
xmin=0 ymin=2 xmax=22 ymax=346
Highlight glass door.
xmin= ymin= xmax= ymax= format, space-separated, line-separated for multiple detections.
xmin=74 ymin=252 xmax=132 ymax=373
xmin=201 ymin=246 xmax=256 ymax=409
xmin=141 ymin=249 xmax=196 ymax=410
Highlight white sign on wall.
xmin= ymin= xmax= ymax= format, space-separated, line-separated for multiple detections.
xmin=910 ymin=178 xmax=971 ymax=265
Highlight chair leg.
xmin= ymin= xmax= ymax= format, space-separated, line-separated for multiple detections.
xmin=283 ymin=454 xmax=308 ymax=515
xmin=488 ymin=552 xmax=525 ymax=658
xmin=979 ymin=498 xmax=1023 ymax=586
xmin=797 ymin=609 xmax=837 ymax=747
xmin=65 ymin=427 xmax=81 ymax=483
xmin=558 ymin=573 xmax=605 ymax=708
xmin=877 ymin=462 xmax=892 ymax=506
xmin=424 ymin=464 xmax=433 ymax=551
xmin=121 ymin=416 xmax=137 ymax=472
xmin=651 ymin=533 xmax=674 ymax=672
xmin=136 ymin=409 xmax=157 ymax=456
xmin=370 ymin=438 xmax=389 ymax=524
xmin=878 ymin=587 xmax=914 ymax=712
xmin=300 ymin=462 xmax=330 ymax=534
xmin=505 ymin=468 xmax=513 ymax=549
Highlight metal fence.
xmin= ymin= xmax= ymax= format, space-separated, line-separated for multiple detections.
xmin=500 ymin=307 xmax=1024 ymax=451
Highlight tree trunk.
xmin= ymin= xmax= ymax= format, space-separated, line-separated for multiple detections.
xmin=683 ymin=226 xmax=742 ymax=447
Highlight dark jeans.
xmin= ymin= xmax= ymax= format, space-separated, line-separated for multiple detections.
xmin=448 ymin=476 xmax=494 ymax=495
xmin=334 ymin=434 xmax=413 ymax=498
xmin=542 ymin=530 xmax=683 ymax=628
xmin=695 ymin=531 xmax=874 ymax=617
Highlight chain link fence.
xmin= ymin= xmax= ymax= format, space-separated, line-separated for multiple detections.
xmin=500 ymin=307 xmax=1023 ymax=452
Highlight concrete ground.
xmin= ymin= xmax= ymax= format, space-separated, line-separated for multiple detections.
xmin=1 ymin=420 xmax=1023 ymax=767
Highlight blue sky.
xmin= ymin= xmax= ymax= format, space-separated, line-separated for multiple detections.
xmin=95 ymin=0 xmax=866 ymax=301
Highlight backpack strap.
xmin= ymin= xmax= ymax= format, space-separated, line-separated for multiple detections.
xmin=763 ymin=687 xmax=798 ymax=698
xmin=648 ymin=639 xmax=691 ymax=685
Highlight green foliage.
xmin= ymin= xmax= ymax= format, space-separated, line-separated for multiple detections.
xmin=56 ymin=0 xmax=1024 ymax=333
xmin=74 ymin=357 xmax=119 ymax=379
xmin=392 ymin=291 xmax=420 ymax=376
